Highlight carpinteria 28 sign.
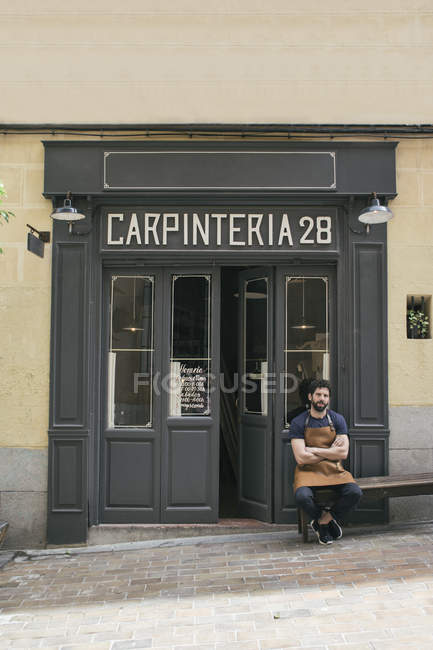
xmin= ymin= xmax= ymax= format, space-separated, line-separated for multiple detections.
xmin=103 ymin=207 xmax=337 ymax=252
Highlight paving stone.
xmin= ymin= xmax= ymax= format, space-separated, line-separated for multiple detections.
xmin=1 ymin=524 xmax=433 ymax=648
xmin=111 ymin=641 xmax=152 ymax=649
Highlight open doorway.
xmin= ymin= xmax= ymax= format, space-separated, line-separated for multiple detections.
xmin=219 ymin=265 xmax=273 ymax=519
xmin=219 ymin=267 xmax=244 ymax=517
xmin=218 ymin=266 xmax=332 ymax=521
xmin=219 ymin=265 xmax=274 ymax=521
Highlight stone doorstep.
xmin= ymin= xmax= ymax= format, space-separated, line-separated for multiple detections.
xmin=87 ymin=519 xmax=293 ymax=546
xmin=88 ymin=515 xmax=433 ymax=547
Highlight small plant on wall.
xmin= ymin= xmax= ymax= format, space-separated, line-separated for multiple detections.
xmin=0 ymin=181 xmax=14 ymax=254
xmin=407 ymin=296 xmax=430 ymax=339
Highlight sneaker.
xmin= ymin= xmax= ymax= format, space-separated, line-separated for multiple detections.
xmin=328 ymin=518 xmax=343 ymax=540
xmin=310 ymin=520 xmax=333 ymax=545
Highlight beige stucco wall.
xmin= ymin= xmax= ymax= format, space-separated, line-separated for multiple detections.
xmin=0 ymin=136 xmax=51 ymax=546
xmin=388 ymin=140 xmax=433 ymax=408
xmin=388 ymin=141 xmax=433 ymax=521
xmin=1 ymin=1 xmax=433 ymax=124
xmin=0 ymin=136 xmax=51 ymax=449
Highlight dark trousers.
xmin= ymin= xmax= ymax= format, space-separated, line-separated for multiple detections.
xmin=295 ymin=483 xmax=363 ymax=523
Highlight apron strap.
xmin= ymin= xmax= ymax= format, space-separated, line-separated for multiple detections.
xmin=326 ymin=411 xmax=335 ymax=431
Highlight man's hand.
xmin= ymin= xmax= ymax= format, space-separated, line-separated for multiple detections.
xmin=291 ymin=439 xmax=324 ymax=466
xmin=312 ymin=435 xmax=349 ymax=460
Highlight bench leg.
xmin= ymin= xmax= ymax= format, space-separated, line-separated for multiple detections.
xmin=297 ymin=509 xmax=309 ymax=542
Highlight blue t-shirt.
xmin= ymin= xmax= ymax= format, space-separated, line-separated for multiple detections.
xmin=288 ymin=409 xmax=348 ymax=440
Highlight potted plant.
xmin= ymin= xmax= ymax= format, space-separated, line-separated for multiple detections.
xmin=407 ymin=308 xmax=429 ymax=339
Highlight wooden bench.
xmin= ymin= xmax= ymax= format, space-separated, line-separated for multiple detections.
xmin=298 ymin=473 xmax=433 ymax=542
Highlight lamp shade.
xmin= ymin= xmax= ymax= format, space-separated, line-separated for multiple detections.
xmin=50 ymin=197 xmax=86 ymax=222
xmin=358 ymin=194 xmax=393 ymax=225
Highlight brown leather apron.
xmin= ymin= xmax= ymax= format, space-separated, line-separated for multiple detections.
xmin=293 ymin=412 xmax=355 ymax=491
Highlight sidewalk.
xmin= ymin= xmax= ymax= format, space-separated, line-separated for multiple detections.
xmin=0 ymin=522 xmax=433 ymax=649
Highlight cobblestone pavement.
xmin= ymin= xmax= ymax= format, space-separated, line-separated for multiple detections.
xmin=1 ymin=524 xmax=433 ymax=649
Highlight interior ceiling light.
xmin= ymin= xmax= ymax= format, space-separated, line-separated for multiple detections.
xmin=123 ymin=277 xmax=144 ymax=332
xmin=291 ymin=278 xmax=316 ymax=330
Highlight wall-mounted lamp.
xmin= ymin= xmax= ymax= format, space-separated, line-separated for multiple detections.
xmin=358 ymin=192 xmax=393 ymax=227
xmin=347 ymin=193 xmax=394 ymax=235
xmin=50 ymin=192 xmax=89 ymax=234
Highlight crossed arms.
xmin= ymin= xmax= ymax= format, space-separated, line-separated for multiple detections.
xmin=291 ymin=435 xmax=349 ymax=466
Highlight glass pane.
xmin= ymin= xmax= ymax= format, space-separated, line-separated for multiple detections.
xmin=285 ymin=277 xmax=329 ymax=426
xmin=285 ymin=351 xmax=330 ymax=421
xmin=286 ymin=278 xmax=327 ymax=351
xmin=109 ymin=275 xmax=154 ymax=428
xmin=170 ymin=276 xmax=211 ymax=416
xmin=111 ymin=276 xmax=153 ymax=350
xmin=244 ymin=278 xmax=268 ymax=415
xmin=172 ymin=276 xmax=209 ymax=359
xmin=108 ymin=351 xmax=152 ymax=427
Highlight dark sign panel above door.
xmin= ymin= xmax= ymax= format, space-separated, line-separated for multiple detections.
xmin=104 ymin=151 xmax=336 ymax=191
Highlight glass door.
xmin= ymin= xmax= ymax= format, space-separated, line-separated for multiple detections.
xmin=101 ymin=267 xmax=220 ymax=524
xmin=161 ymin=269 xmax=220 ymax=523
xmin=238 ymin=268 xmax=273 ymax=521
xmin=101 ymin=270 xmax=163 ymax=523
xmin=274 ymin=268 xmax=334 ymax=523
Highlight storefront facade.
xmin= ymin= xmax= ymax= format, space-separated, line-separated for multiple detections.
xmin=2 ymin=3 xmax=433 ymax=549
xmin=44 ymin=141 xmax=396 ymax=544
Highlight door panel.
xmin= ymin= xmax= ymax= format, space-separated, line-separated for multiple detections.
xmin=238 ymin=268 xmax=273 ymax=522
xmin=106 ymin=439 xmax=155 ymax=507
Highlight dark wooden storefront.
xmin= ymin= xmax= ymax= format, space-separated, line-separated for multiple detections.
xmin=44 ymin=141 xmax=396 ymax=544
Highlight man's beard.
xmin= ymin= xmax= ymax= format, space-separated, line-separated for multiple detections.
xmin=312 ymin=400 xmax=327 ymax=412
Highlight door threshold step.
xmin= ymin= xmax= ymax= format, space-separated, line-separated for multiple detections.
xmin=88 ymin=519 xmax=293 ymax=546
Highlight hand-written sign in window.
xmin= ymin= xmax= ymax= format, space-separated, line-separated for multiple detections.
xmin=169 ymin=275 xmax=211 ymax=416
xmin=180 ymin=362 xmax=208 ymax=414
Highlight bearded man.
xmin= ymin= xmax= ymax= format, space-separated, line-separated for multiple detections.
xmin=290 ymin=379 xmax=362 ymax=545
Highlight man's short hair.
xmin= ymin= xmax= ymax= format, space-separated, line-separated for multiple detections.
xmin=308 ymin=378 xmax=331 ymax=396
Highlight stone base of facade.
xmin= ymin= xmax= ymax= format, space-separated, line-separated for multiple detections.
xmin=389 ymin=406 xmax=433 ymax=523
xmin=0 ymin=448 xmax=47 ymax=549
